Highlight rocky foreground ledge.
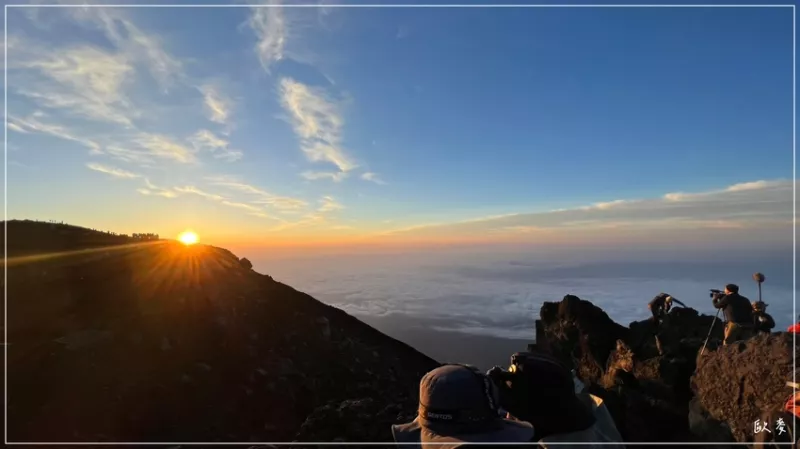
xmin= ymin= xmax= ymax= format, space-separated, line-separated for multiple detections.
xmin=534 ymin=294 xmax=796 ymax=445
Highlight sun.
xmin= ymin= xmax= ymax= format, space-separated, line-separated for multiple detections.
xmin=177 ymin=230 xmax=199 ymax=246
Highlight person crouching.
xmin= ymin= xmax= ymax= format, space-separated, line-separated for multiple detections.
xmin=487 ymin=352 xmax=625 ymax=447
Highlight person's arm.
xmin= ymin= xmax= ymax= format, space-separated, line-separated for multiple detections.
xmin=713 ymin=295 xmax=729 ymax=309
xmin=671 ymin=298 xmax=687 ymax=308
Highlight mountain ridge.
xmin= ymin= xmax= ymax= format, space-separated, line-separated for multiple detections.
xmin=4 ymin=219 xmax=439 ymax=442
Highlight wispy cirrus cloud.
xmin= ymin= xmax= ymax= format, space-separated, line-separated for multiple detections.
xmin=199 ymin=84 xmax=233 ymax=126
xmin=86 ymin=162 xmax=140 ymax=179
xmin=208 ymin=176 xmax=308 ymax=211
xmin=361 ymin=172 xmax=385 ymax=185
xmin=133 ymin=134 xmax=197 ymax=164
xmin=8 ymin=113 xmax=102 ymax=153
xmin=301 ymin=170 xmax=348 ymax=182
xmin=579 ymin=199 xmax=634 ymax=211
xmin=7 ymin=8 xmax=211 ymax=170
xmin=318 ymin=195 xmax=344 ymax=213
xmin=174 ymin=185 xmax=227 ymax=202
xmin=7 ymin=4 xmax=187 ymax=129
xmin=247 ymin=0 xmax=287 ymax=73
xmin=662 ymin=180 xmax=784 ymax=202
xmin=221 ymin=200 xmax=266 ymax=214
xmin=265 ymin=194 xmax=345 ymax=232
xmin=10 ymin=43 xmax=137 ymax=127
xmin=279 ymin=77 xmax=357 ymax=175
xmin=70 ymin=7 xmax=184 ymax=90
xmin=138 ymin=179 xmax=274 ymax=219
xmin=138 ymin=179 xmax=179 ymax=198
xmin=189 ymin=129 xmax=243 ymax=162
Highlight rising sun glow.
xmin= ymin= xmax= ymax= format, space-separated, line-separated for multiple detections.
xmin=178 ymin=230 xmax=199 ymax=246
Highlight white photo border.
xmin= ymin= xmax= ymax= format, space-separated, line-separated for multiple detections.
xmin=3 ymin=2 xmax=796 ymax=446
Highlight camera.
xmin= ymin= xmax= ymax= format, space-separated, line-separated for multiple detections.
xmin=709 ymin=289 xmax=723 ymax=300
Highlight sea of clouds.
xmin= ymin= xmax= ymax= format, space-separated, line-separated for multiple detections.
xmin=253 ymin=250 xmax=795 ymax=340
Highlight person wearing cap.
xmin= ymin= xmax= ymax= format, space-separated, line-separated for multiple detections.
xmin=391 ymin=364 xmax=535 ymax=448
xmin=487 ymin=352 xmax=625 ymax=447
xmin=712 ymin=283 xmax=755 ymax=345
xmin=752 ymin=301 xmax=776 ymax=334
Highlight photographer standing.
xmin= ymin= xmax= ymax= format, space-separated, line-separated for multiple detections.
xmin=712 ymin=284 xmax=755 ymax=345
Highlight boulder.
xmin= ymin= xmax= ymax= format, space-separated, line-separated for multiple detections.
xmin=687 ymin=396 xmax=736 ymax=444
xmin=538 ymin=295 xmax=629 ymax=386
xmin=691 ymin=332 xmax=796 ymax=442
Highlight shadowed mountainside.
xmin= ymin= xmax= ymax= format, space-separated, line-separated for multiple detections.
xmin=3 ymin=220 xmax=438 ymax=442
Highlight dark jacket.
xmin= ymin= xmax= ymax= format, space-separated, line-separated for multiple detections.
xmin=754 ymin=311 xmax=776 ymax=333
xmin=712 ymin=292 xmax=753 ymax=325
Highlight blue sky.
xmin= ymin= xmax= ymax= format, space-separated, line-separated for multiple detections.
xmin=4 ymin=2 xmax=794 ymax=250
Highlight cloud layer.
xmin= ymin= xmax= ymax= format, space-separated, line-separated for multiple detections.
xmin=376 ymin=179 xmax=792 ymax=244
xmin=257 ymin=251 xmax=796 ymax=340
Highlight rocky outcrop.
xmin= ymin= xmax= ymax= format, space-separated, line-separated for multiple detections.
xmin=539 ymin=294 xmax=629 ymax=386
xmin=535 ymin=294 xmax=777 ymax=444
xmin=691 ymin=332 xmax=796 ymax=443
xmin=240 ymin=257 xmax=254 ymax=270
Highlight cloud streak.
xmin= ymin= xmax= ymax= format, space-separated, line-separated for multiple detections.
xmin=301 ymin=170 xmax=347 ymax=182
xmin=189 ymin=130 xmax=243 ymax=162
xmin=86 ymin=162 xmax=140 ymax=179
xmin=248 ymin=1 xmax=287 ymax=73
xmin=279 ymin=77 xmax=357 ymax=175
xmin=8 ymin=113 xmax=102 ymax=153
xmin=138 ymin=179 xmax=178 ymax=198
xmin=73 ymin=7 xmax=184 ymax=90
xmin=133 ymin=134 xmax=197 ymax=164
xmin=137 ymin=179 xmax=276 ymax=219
xmin=174 ymin=185 xmax=227 ymax=202
xmin=9 ymin=40 xmax=138 ymax=127
xmin=361 ymin=172 xmax=385 ymax=185
xmin=208 ymin=177 xmax=308 ymax=211
xmin=199 ymin=84 xmax=233 ymax=126
xmin=318 ymin=195 xmax=344 ymax=213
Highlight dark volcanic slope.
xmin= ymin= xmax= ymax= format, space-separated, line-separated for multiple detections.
xmin=5 ymin=222 xmax=438 ymax=442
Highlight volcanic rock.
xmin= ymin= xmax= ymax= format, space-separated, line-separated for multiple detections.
xmin=691 ymin=332 xmax=796 ymax=443
xmin=536 ymin=294 xmax=736 ymax=443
